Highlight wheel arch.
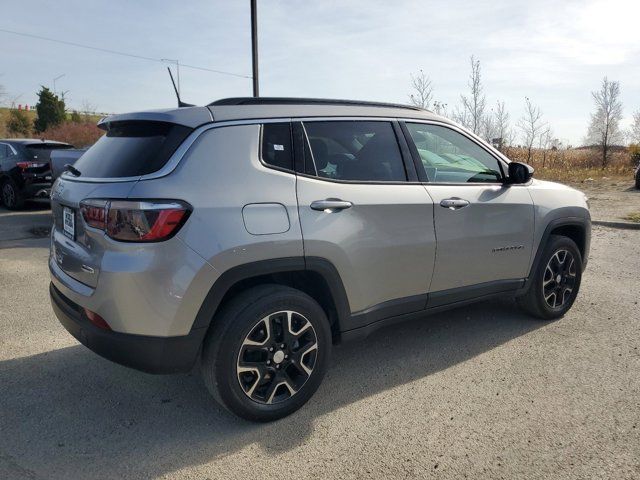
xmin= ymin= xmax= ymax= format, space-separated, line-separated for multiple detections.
xmin=191 ymin=257 xmax=351 ymax=342
xmin=523 ymin=216 xmax=590 ymax=293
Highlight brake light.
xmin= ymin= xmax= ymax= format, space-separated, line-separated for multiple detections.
xmin=80 ymin=200 xmax=107 ymax=230
xmin=79 ymin=200 xmax=190 ymax=242
xmin=16 ymin=161 xmax=47 ymax=170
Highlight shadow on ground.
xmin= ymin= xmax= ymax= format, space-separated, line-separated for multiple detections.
xmin=0 ymin=200 xmax=52 ymax=246
xmin=0 ymin=300 xmax=543 ymax=478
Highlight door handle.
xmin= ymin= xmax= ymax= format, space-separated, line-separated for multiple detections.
xmin=310 ymin=199 xmax=353 ymax=212
xmin=440 ymin=198 xmax=470 ymax=210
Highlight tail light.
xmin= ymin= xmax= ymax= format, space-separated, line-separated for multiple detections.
xmin=79 ymin=199 xmax=190 ymax=242
xmin=16 ymin=161 xmax=48 ymax=170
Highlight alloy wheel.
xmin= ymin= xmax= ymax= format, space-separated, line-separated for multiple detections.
xmin=237 ymin=310 xmax=318 ymax=404
xmin=542 ymin=249 xmax=577 ymax=309
xmin=2 ymin=183 xmax=15 ymax=207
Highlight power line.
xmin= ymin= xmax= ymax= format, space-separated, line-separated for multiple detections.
xmin=0 ymin=27 xmax=252 ymax=79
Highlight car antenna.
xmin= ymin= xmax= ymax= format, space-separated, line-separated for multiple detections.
xmin=167 ymin=67 xmax=194 ymax=108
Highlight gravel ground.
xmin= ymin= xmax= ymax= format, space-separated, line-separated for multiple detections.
xmin=567 ymin=180 xmax=640 ymax=224
xmin=0 ymin=210 xmax=639 ymax=479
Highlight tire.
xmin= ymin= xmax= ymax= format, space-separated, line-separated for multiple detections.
xmin=200 ymin=284 xmax=332 ymax=422
xmin=517 ymin=235 xmax=583 ymax=320
xmin=1 ymin=178 xmax=24 ymax=210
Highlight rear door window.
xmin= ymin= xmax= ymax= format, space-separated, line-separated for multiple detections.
xmin=303 ymin=121 xmax=406 ymax=182
xmin=71 ymin=121 xmax=191 ymax=178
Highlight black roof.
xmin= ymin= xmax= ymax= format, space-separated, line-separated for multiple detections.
xmin=209 ymin=97 xmax=424 ymax=112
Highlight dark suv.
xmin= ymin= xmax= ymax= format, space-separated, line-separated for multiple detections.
xmin=0 ymin=139 xmax=74 ymax=209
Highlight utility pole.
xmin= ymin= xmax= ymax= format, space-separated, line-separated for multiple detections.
xmin=53 ymin=74 xmax=65 ymax=95
xmin=251 ymin=0 xmax=259 ymax=97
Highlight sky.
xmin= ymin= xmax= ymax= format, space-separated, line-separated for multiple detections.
xmin=1 ymin=0 xmax=639 ymax=146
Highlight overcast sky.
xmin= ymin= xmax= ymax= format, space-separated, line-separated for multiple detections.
xmin=2 ymin=0 xmax=639 ymax=145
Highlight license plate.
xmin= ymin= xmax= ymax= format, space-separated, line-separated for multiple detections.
xmin=45 ymin=175 xmax=52 ymax=181
xmin=63 ymin=207 xmax=75 ymax=240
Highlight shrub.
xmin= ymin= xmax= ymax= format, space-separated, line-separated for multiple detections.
xmin=41 ymin=121 xmax=103 ymax=148
xmin=629 ymin=144 xmax=640 ymax=167
xmin=7 ymin=109 xmax=32 ymax=136
xmin=33 ymin=86 xmax=66 ymax=133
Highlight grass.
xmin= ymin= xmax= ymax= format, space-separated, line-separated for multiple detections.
xmin=0 ymin=107 xmax=102 ymax=138
xmin=622 ymin=212 xmax=640 ymax=223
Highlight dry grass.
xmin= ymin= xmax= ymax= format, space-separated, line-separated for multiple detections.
xmin=504 ymin=146 xmax=634 ymax=183
xmin=622 ymin=212 xmax=640 ymax=223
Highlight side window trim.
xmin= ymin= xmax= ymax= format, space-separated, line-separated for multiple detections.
xmin=295 ymin=119 xmax=412 ymax=184
xmin=399 ymin=120 xmax=508 ymax=184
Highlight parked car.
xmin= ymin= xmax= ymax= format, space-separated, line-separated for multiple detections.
xmin=0 ymin=139 xmax=74 ymax=209
xmin=49 ymin=98 xmax=591 ymax=421
xmin=50 ymin=148 xmax=87 ymax=182
xmin=635 ymin=162 xmax=640 ymax=190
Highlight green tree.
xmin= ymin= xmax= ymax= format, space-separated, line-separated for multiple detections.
xmin=7 ymin=109 xmax=32 ymax=136
xmin=33 ymin=86 xmax=66 ymax=133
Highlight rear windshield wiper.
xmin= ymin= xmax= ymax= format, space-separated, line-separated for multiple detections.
xmin=64 ymin=164 xmax=82 ymax=177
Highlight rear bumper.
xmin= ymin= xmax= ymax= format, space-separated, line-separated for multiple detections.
xmin=21 ymin=181 xmax=51 ymax=198
xmin=50 ymin=283 xmax=207 ymax=374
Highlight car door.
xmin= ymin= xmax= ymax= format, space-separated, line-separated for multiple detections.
xmin=402 ymin=121 xmax=534 ymax=306
xmin=295 ymin=119 xmax=436 ymax=330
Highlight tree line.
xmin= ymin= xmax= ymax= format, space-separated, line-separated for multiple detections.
xmin=409 ymin=56 xmax=639 ymax=168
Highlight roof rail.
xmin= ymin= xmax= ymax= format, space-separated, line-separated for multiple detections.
xmin=208 ymin=97 xmax=425 ymax=111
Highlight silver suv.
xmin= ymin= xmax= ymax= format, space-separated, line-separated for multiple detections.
xmin=49 ymin=98 xmax=590 ymax=421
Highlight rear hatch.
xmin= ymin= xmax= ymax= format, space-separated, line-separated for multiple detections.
xmin=50 ymin=121 xmax=192 ymax=288
xmin=22 ymin=143 xmax=73 ymax=181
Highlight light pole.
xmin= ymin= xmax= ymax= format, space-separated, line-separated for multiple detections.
xmin=53 ymin=74 xmax=65 ymax=95
xmin=251 ymin=0 xmax=259 ymax=97
xmin=162 ymin=59 xmax=180 ymax=96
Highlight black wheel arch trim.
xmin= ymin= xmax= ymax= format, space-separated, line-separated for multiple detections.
xmin=190 ymin=256 xmax=352 ymax=333
xmin=520 ymin=216 xmax=590 ymax=295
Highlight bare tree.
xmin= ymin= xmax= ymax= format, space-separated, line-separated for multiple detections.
xmin=538 ymin=127 xmax=553 ymax=167
xmin=585 ymin=77 xmax=623 ymax=168
xmin=408 ymin=70 xmax=433 ymax=109
xmin=81 ymin=99 xmax=97 ymax=121
xmin=493 ymin=100 xmax=511 ymax=151
xmin=460 ymin=55 xmax=486 ymax=134
xmin=517 ymin=97 xmax=547 ymax=163
xmin=629 ymin=109 xmax=640 ymax=145
xmin=432 ymin=100 xmax=448 ymax=117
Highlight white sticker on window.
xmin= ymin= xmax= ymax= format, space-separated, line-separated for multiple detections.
xmin=273 ymin=144 xmax=284 ymax=151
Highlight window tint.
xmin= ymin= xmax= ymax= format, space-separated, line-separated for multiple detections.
xmin=261 ymin=123 xmax=293 ymax=170
xmin=0 ymin=144 xmax=7 ymax=160
xmin=304 ymin=121 xmax=406 ymax=182
xmin=405 ymin=123 xmax=503 ymax=183
xmin=71 ymin=121 xmax=191 ymax=178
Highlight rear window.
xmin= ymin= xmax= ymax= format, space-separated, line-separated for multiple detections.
xmin=71 ymin=121 xmax=191 ymax=178
xmin=26 ymin=143 xmax=73 ymax=160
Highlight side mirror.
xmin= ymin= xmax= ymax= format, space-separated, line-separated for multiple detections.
xmin=507 ymin=162 xmax=534 ymax=184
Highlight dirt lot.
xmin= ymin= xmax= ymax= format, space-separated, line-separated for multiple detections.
xmin=568 ymin=179 xmax=640 ymax=224
xmin=1 ymin=183 xmax=639 ymax=479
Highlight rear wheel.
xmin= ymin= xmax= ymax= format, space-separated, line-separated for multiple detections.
xmin=200 ymin=284 xmax=332 ymax=422
xmin=1 ymin=179 xmax=24 ymax=210
xmin=517 ymin=235 xmax=583 ymax=320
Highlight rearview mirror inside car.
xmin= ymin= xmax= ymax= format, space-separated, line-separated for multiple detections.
xmin=507 ymin=162 xmax=534 ymax=184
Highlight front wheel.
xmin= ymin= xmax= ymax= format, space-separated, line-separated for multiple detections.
xmin=200 ymin=284 xmax=332 ymax=422
xmin=517 ymin=235 xmax=583 ymax=320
